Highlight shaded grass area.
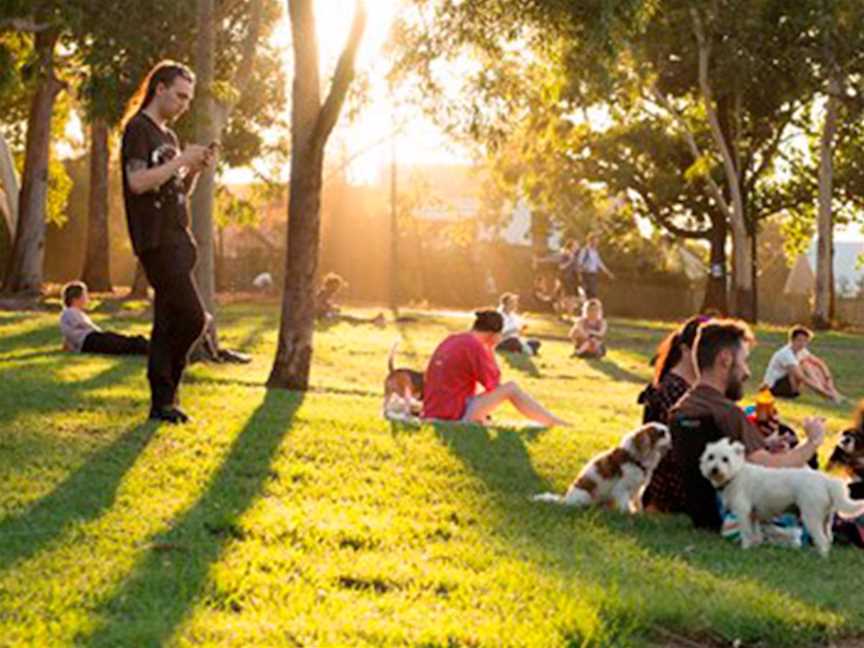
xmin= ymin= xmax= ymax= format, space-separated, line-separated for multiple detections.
xmin=0 ymin=303 xmax=863 ymax=646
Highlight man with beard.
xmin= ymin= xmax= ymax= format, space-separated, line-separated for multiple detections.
xmin=665 ymin=320 xmax=826 ymax=526
xmin=674 ymin=319 xmax=825 ymax=466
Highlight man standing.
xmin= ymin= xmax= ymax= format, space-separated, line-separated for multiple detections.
xmin=121 ymin=61 xmax=213 ymax=423
xmin=577 ymin=233 xmax=615 ymax=299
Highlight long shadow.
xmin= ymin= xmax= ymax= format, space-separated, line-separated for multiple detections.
xmin=0 ymin=422 xmax=157 ymax=574
xmin=0 ymin=355 xmax=144 ymax=427
xmin=499 ymin=350 xmax=541 ymax=377
xmin=81 ymin=389 xmax=304 ymax=648
xmin=434 ymin=423 xmax=552 ymax=498
xmin=583 ymin=356 xmax=647 ymax=384
xmin=0 ymin=320 xmax=59 ymax=356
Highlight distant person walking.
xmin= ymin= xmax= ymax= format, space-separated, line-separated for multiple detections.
xmin=577 ymin=233 xmax=615 ymax=299
xmin=121 ymin=61 xmax=214 ymax=424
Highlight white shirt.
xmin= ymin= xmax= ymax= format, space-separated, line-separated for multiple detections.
xmin=59 ymin=307 xmax=101 ymax=352
xmin=763 ymin=344 xmax=809 ymax=387
xmin=498 ymin=308 xmax=523 ymax=339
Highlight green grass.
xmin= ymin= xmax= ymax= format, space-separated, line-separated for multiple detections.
xmin=1 ymin=302 xmax=863 ymax=647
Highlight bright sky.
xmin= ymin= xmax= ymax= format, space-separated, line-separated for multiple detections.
xmin=240 ymin=0 xmax=472 ymax=186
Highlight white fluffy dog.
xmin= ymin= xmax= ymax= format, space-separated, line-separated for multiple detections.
xmin=533 ymin=423 xmax=671 ymax=513
xmin=700 ymin=438 xmax=864 ymax=557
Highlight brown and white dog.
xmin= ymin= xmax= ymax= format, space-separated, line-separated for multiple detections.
xmin=383 ymin=341 xmax=425 ymax=418
xmin=533 ymin=423 xmax=671 ymax=513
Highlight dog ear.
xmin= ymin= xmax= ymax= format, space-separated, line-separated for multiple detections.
xmin=732 ymin=441 xmax=745 ymax=457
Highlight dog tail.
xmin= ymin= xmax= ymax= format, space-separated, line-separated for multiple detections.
xmin=829 ymin=479 xmax=864 ymax=519
xmin=388 ymin=340 xmax=399 ymax=374
xmin=531 ymin=488 xmax=591 ymax=507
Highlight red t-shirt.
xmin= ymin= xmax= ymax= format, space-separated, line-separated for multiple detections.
xmin=422 ymin=332 xmax=501 ymax=420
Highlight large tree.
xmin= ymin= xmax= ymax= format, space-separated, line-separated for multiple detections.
xmin=1 ymin=14 xmax=64 ymax=294
xmin=395 ymin=0 xmax=820 ymax=320
xmin=267 ymin=0 xmax=367 ymax=390
xmin=190 ymin=0 xmax=286 ymax=356
xmin=804 ymin=0 xmax=864 ymax=327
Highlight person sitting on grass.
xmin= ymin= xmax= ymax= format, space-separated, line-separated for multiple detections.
xmin=569 ymin=298 xmax=607 ymax=358
xmin=662 ymin=319 xmax=825 ymax=527
xmin=60 ymin=281 xmax=149 ymax=356
xmin=315 ymin=272 xmax=346 ymax=320
xmin=763 ymin=325 xmax=845 ymax=403
xmin=422 ymin=310 xmax=568 ymax=427
xmin=495 ymin=292 xmax=540 ymax=356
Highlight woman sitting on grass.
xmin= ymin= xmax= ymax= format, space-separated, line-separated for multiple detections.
xmin=422 ymin=310 xmax=568 ymax=427
xmin=495 ymin=292 xmax=540 ymax=356
xmin=639 ymin=315 xmax=705 ymax=425
xmin=639 ymin=315 xmax=706 ymax=512
xmin=569 ymin=298 xmax=607 ymax=358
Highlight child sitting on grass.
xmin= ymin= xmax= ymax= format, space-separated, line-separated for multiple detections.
xmin=569 ymin=298 xmax=607 ymax=358
xmin=60 ymin=281 xmax=149 ymax=356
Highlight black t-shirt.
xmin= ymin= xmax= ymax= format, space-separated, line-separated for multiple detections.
xmin=121 ymin=112 xmax=194 ymax=256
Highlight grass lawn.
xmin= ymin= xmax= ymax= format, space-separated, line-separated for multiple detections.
xmin=1 ymin=300 xmax=863 ymax=647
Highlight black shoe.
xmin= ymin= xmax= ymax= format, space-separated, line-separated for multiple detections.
xmin=149 ymin=406 xmax=190 ymax=424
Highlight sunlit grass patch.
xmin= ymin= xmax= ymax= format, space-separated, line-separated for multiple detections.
xmin=0 ymin=302 xmax=862 ymax=646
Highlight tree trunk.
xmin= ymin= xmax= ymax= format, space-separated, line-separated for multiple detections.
xmin=192 ymin=0 xmax=218 ymax=318
xmin=268 ymin=0 xmax=366 ymax=390
xmin=701 ymin=217 xmax=728 ymax=314
xmin=813 ymin=75 xmax=841 ymax=330
xmin=692 ymin=11 xmax=753 ymax=321
xmin=81 ymin=117 xmax=113 ymax=291
xmin=730 ymin=223 xmax=755 ymax=321
xmin=3 ymin=29 xmax=61 ymax=295
xmin=0 ymin=129 xmax=18 ymax=245
xmin=128 ymin=260 xmax=149 ymax=298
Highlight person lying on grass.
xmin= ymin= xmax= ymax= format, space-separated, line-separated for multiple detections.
xmin=421 ymin=309 xmax=569 ymax=427
xmin=60 ymin=281 xmax=149 ymax=356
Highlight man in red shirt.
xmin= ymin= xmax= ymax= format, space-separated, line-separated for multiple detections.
xmin=422 ymin=311 xmax=568 ymax=426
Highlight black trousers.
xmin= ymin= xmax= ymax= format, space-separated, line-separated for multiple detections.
xmin=81 ymin=331 xmax=149 ymax=356
xmin=581 ymin=272 xmax=599 ymax=299
xmin=140 ymin=240 xmax=207 ymax=410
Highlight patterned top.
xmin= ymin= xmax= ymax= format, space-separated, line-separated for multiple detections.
xmin=640 ymin=372 xmax=691 ymax=511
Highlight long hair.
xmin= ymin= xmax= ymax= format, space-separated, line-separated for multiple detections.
xmin=121 ymin=60 xmax=195 ymax=128
xmin=652 ymin=315 xmax=707 ymax=386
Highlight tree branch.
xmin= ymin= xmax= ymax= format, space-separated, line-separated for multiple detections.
xmin=629 ymin=177 xmax=711 ymax=240
xmin=312 ymin=0 xmax=367 ymax=146
xmin=649 ymin=86 xmax=733 ymax=221
xmin=691 ymin=7 xmax=746 ymax=231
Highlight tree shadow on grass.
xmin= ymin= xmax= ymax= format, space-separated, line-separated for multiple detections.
xmin=0 ymin=355 xmax=144 ymax=427
xmin=80 ymin=389 xmax=304 ymax=648
xmin=582 ymin=356 xmax=646 ymax=384
xmin=498 ymin=350 xmax=541 ymax=377
xmin=0 ymin=421 xmax=158 ymax=575
xmin=433 ymin=422 xmax=552 ymax=497
xmin=0 ymin=320 xmax=59 ymax=356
